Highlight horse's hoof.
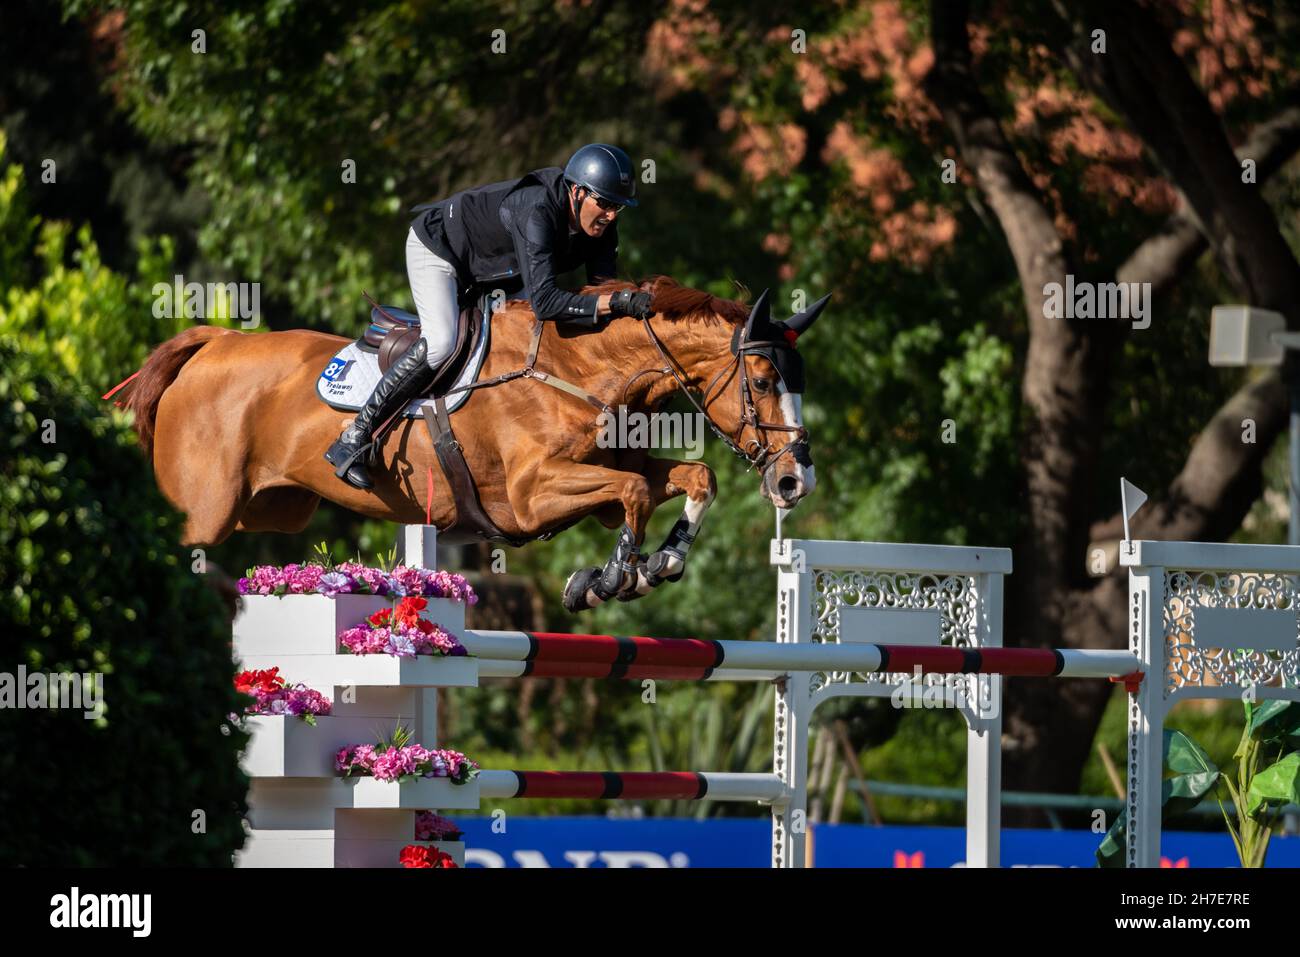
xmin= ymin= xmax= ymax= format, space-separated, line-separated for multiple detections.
xmin=643 ymin=550 xmax=685 ymax=585
xmin=563 ymin=567 xmax=602 ymax=613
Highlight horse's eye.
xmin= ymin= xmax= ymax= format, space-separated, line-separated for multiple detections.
xmin=753 ymin=378 xmax=771 ymax=393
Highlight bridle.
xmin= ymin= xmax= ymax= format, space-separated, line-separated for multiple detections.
xmin=637 ymin=314 xmax=809 ymax=476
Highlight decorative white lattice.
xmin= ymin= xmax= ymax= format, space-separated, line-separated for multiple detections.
xmin=1161 ymin=569 xmax=1300 ymax=694
xmin=808 ymin=568 xmax=983 ymax=700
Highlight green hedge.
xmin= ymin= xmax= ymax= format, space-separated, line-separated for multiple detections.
xmin=0 ymin=341 xmax=248 ymax=865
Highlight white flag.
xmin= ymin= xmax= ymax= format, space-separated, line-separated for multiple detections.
xmin=1120 ymin=478 xmax=1148 ymax=542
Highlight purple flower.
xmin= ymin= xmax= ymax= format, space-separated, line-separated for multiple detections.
xmin=384 ymin=632 xmax=417 ymax=658
xmin=240 ymin=562 xmax=476 ymax=603
xmin=318 ymin=571 xmax=352 ymax=596
xmin=238 ymin=565 xmax=289 ymax=595
xmin=284 ymin=687 xmax=331 ymax=716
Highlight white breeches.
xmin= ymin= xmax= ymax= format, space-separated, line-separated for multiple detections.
xmin=406 ymin=226 xmax=460 ymax=369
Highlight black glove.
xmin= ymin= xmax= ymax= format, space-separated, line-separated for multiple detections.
xmin=609 ymin=289 xmax=655 ymax=320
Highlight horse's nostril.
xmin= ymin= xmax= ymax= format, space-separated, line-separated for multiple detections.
xmin=778 ymin=475 xmax=800 ymax=496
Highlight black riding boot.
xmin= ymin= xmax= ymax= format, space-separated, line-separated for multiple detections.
xmin=325 ymin=338 xmax=438 ymax=490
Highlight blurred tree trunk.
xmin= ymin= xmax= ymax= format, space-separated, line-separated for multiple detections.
xmin=927 ymin=0 xmax=1300 ymax=815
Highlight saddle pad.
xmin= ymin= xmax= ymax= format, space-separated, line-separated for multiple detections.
xmin=316 ymin=314 xmax=492 ymax=418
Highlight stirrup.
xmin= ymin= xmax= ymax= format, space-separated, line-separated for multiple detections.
xmin=327 ymin=437 xmax=374 ymax=480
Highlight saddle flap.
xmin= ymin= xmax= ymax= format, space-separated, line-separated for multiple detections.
xmin=377 ymin=326 xmax=421 ymax=373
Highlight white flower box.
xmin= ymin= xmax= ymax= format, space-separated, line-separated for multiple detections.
xmin=234 ymin=594 xmax=393 ymax=657
xmin=338 ymin=775 xmax=481 ymax=810
xmin=237 ymin=831 xmax=465 ymax=868
xmin=234 ymin=652 xmax=478 ymax=692
xmin=326 ymin=652 xmax=477 ymax=689
xmin=234 ymin=593 xmax=469 ymax=659
xmin=335 ymin=840 xmax=465 ymax=868
xmin=241 ymin=715 xmax=419 ymax=778
xmin=236 ymin=831 xmax=336 ymax=868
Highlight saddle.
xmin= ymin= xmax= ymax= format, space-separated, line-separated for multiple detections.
xmin=356 ymin=295 xmax=527 ymax=546
xmin=364 ymin=298 xmax=479 ymax=387
xmin=319 ymin=292 xmax=611 ymax=548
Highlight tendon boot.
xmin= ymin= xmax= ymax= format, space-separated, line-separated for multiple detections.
xmin=325 ymin=338 xmax=438 ymax=490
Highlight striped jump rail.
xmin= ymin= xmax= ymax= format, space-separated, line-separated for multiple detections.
xmin=477 ymin=770 xmax=787 ymax=803
xmin=461 ymin=630 xmax=1140 ymax=682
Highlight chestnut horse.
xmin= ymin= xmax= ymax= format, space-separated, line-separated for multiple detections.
xmin=120 ymin=277 xmax=826 ymax=611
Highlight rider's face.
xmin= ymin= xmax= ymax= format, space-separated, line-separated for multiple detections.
xmin=572 ymin=186 xmax=624 ymax=238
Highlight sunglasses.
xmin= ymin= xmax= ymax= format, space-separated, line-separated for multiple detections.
xmin=588 ymin=193 xmax=626 ymax=213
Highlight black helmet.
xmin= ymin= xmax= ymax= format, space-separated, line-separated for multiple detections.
xmin=563 ymin=143 xmax=639 ymax=208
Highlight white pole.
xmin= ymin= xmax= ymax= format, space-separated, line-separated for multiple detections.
xmin=401 ymin=524 xmax=439 ymax=569
xmin=965 ymin=570 xmax=1003 ymax=868
xmin=1127 ymin=558 xmax=1165 ymax=868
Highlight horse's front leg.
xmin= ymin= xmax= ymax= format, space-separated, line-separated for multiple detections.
xmin=623 ymin=457 xmax=716 ymax=599
xmin=504 ymin=459 xmax=654 ymax=613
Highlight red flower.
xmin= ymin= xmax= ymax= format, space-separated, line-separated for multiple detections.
xmin=368 ymin=608 xmax=393 ymax=627
xmin=234 ymin=668 xmax=284 ymax=696
xmin=400 ymin=845 xmax=434 ymax=868
xmin=399 ymin=844 xmax=457 ymax=869
xmin=395 ymin=596 xmax=427 ymax=630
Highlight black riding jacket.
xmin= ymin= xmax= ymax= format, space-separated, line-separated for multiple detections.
xmin=411 ymin=167 xmax=618 ymax=326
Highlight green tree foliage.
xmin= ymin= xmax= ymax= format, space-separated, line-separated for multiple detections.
xmin=26 ymin=0 xmax=1300 ymax=819
xmin=0 ymin=340 xmax=249 ymax=865
xmin=61 ymin=0 xmax=667 ymax=328
xmin=0 ymin=131 xmax=194 ymax=395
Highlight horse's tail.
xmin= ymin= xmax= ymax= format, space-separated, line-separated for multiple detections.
xmin=120 ymin=325 xmax=239 ymax=458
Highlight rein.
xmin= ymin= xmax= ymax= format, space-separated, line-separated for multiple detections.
xmin=637 ymin=315 xmax=807 ymax=475
xmin=383 ymin=306 xmax=806 ymax=479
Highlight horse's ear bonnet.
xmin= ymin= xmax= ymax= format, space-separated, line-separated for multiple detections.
xmin=731 ymin=289 xmax=830 ymax=394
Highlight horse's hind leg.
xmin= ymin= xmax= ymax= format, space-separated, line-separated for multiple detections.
xmin=152 ymin=391 xmax=249 ymax=545
xmin=156 ymin=456 xmax=247 ymax=545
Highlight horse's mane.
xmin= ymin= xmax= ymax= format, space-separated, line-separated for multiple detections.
xmin=582 ymin=276 xmax=749 ymax=326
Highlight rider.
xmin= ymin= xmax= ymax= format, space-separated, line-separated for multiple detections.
xmin=326 ymin=143 xmax=656 ymax=490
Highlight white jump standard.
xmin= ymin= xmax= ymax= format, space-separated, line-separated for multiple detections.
xmin=232 ymin=526 xmax=1300 ymax=868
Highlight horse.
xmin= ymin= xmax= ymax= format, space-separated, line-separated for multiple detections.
xmin=118 ymin=276 xmax=828 ymax=611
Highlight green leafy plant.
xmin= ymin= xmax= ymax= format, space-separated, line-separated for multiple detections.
xmin=0 ymin=340 xmax=250 ymax=865
xmin=377 ymin=723 xmax=416 ymax=753
xmin=305 ymin=539 xmax=399 ymax=571
xmin=1224 ymin=699 xmax=1300 ymax=867
xmin=309 ymin=541 xmax=337 ymax=570
xmin=367 ymin=542 xmax=400 ymax=572
xmin=1097 ymin=701 xmax=1300 ymax=867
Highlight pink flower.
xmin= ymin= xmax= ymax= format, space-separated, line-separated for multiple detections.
xmin=415 ymin=811 xmax=463 ymax=841
xmin=371 ymin=747 xmax=417 ymax=782
xmin=350 ymin=745 xmax=376 ymax=771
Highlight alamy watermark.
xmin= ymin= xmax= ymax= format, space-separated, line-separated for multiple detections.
xmin=596 ymin=406 xmax=706 ymax=459
xmin=0 ymin=666 xmax=104 ymax=719
xmin=889 ymin=667 xmax=998 ymax=719
xmin=50 ymin=887 xmax=150 ymax=936
xmin=152 ymin=274 xmax=261 ymax=328
xmin=1042 ymin=275 xmax=1151 ymax=330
